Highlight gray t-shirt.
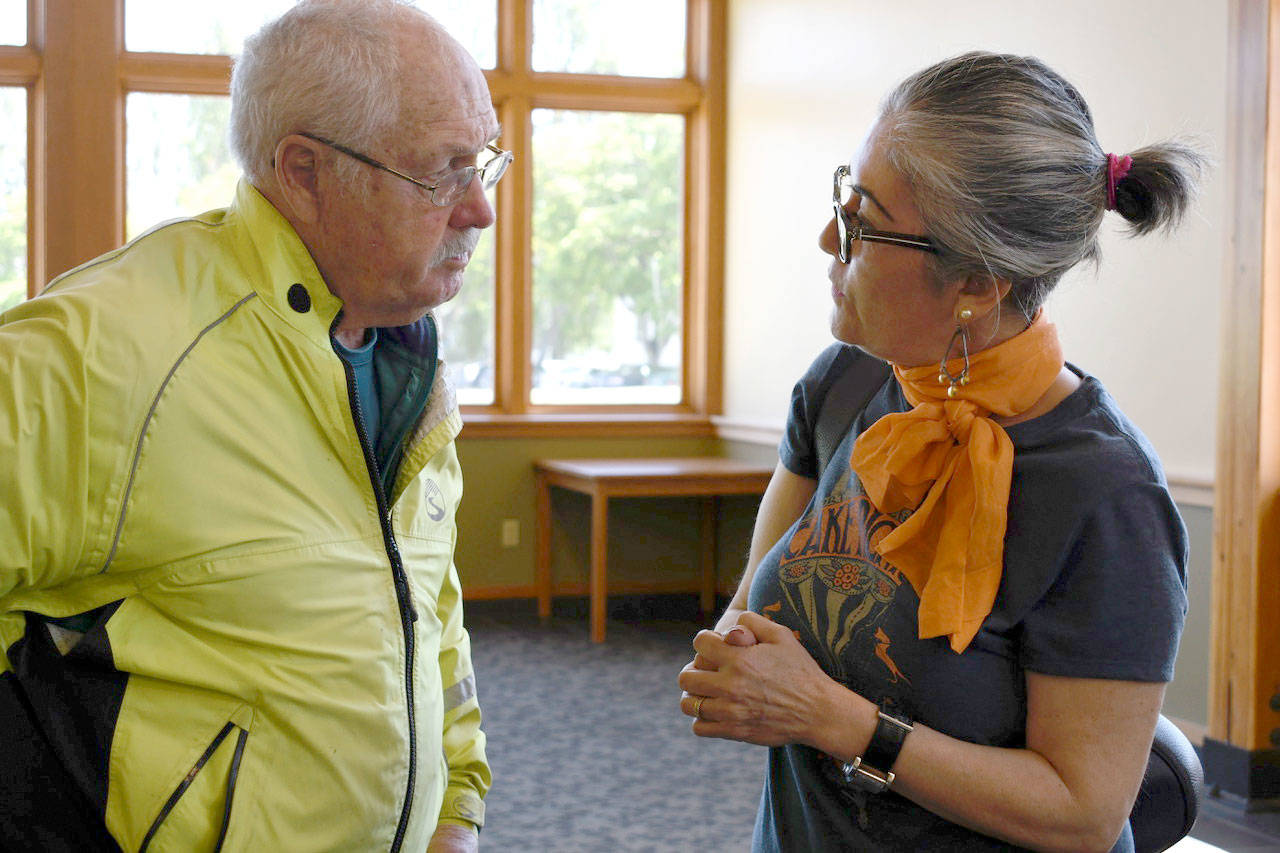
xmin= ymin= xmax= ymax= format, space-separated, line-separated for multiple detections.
xmin=748 ymin=345 xmax=1188 ymax=852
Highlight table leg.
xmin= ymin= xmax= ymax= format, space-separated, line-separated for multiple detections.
xmin=536 ymin=473 xmax=552 ymax=622
xmin=699 ymin=496 xmax=717 ymax=618
xmin=590 ymin=492 xmax=609 ymax=643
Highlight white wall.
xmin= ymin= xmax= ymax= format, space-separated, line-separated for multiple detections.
xmin=722 ymin=0 xmax=1228 ymax=491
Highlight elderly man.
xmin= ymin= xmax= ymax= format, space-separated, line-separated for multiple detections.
xmin=0 ymin=2 xmax=503 ymax=850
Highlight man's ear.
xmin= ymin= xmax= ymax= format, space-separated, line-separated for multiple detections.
xmin=955 ymin=272 xmax=1012 ymax=320
xmin=273 ymin=135 xmax=324 ymax=225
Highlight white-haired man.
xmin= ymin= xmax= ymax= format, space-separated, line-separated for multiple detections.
xmin=0 ymin=2 xmax=504 ymax=850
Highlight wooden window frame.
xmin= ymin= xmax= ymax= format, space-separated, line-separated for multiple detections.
xmin=4 ymin=0 xmax=727 ymax=439
xmin=1 ymin=2 xmax=45 ymax=295
xmin=1204 ymin=0 xmax=1280 ymax=798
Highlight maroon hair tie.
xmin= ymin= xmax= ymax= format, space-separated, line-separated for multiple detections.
xmin=1106 ymin=153 xmax=1133 ymax=211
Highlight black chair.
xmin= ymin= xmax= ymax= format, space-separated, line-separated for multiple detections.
xmin=1130 ymin=714 xmax=1203 ymax=853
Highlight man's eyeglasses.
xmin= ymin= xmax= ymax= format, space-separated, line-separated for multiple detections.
xmin=301 ymin=132 xmax=513 ymax=207
xmin=832 ymin=164 xmax=936 ymax=262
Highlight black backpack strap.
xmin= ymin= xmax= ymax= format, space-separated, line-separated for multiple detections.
xmin=813 ymin=348 xmax=892 ymax=478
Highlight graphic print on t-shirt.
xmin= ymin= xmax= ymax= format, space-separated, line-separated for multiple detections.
xmin=770 ymin=465 xmax=913 ymax=685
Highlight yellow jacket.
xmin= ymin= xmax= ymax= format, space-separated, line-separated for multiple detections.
xmin=0 ymin=181 xmax=489 ymax=851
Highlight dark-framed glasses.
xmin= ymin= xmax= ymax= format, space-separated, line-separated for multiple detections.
xmin=301 ymin=132 xmax=513 ymax=206
xmin=832 ymin=164 xmax=936 ymax=262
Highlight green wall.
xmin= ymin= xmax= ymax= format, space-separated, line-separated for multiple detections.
xmin=453 ymin=434 xmax=1212 ymax=728
xmin=453 ymin=434 xmax=744 ymax=595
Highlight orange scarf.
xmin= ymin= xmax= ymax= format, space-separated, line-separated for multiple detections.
xmin=850 ymin=313 xmax=1064 ymax=653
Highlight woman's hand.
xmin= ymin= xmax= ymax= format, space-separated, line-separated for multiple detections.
xmin=688 ymin=619 xmax=757 ymax=672
xmin=678 ymin=611 xmax=863 ymax=749
xmin=681 ymin=619 xmax=761 ymax=722
xmin=679 ymin=462 xmax=816 ymax=725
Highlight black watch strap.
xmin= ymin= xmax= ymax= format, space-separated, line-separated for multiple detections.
xmin=841 ymin=704 xmax=914 ymax=793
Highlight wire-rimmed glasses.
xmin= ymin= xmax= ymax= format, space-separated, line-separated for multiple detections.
xmin=301 ymin=132 xmax=513 ymax=206
xmin=832 ymin=164 xmax=936 ymax=262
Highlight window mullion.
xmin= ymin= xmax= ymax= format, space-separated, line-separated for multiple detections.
xmin=497 ymin=0 xmax=529 ymax=74
xmin=495 ymin=0 xmax=531 ymax=413
xmin=684 ymin=0 xmax=726 ymax=415
xmin=119 ymin=52 xmax=232 ymax=96
xmin=39 ymin=0 xmax=124 ymax=280
xmin=495 ymin=96 xmax=532 ymax=414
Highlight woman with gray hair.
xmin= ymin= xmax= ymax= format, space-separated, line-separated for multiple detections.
xmin=679 ymin=52 xmax=1203 ymax=852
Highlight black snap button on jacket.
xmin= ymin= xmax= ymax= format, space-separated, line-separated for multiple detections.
xmin=287 ymin=283 xmax=311 ymax=313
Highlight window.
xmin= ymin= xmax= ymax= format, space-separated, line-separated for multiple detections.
xmin=529 ymin=109 xmax=684 ymax=406
xmin=123 ymin=0 xmax=496 ymax=67
xmin=124 ymin=2 xmax=295 ymax=54
xmin=0 ymin=4 xmax=24 ymax=47
xmin=126 ymin=94 xmax=237 ymax=239
xmin=12 ymin=1 xmax=725 ymax=433
xmin=531 ymin=0 xmax=686 ymax=77
xmin=0 ymin=4 xmax=30 ymax=307
xmin=423 ymin=1 xmax=497 ymax=70
xmin=0 ymin=87 xmax=24 ymax=312
xmin=478 ymin=0 xmax=725 ymax=425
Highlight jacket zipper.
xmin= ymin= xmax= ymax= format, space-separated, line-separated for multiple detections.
xmin=214 ymin=727 xmax=249 ymax=851
xmin=333 ymin=334 xmax=418 ymax=853
xmin=139 ymin=722 xmax=248 ymax=853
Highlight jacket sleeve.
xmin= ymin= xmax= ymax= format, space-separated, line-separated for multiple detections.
xmin=0 ymin=293 xmax=128 ymax=673
xmin=434 ymin=554 xmax=491 ymax=830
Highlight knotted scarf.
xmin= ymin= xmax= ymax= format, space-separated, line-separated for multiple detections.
xmin=850 ymin=313 xmax=1064 ymax=653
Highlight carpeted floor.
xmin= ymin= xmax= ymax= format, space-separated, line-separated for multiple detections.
xmin=464 ymin=597 xmax=1280 ymax=853
xmin=465 ymin=598 xmax=764 ymax=852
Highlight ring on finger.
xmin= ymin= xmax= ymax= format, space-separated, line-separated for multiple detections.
xmin=691 ymin=695 xmax=706 ymax=720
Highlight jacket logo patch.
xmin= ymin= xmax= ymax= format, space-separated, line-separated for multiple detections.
xmin=423 ymin=479 xmax=447 ymax=521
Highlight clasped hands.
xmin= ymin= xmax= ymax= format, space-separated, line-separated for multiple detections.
xmin=677 ymin=611 xmax=842 ymax=748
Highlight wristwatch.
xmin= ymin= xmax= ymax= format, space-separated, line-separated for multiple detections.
xmin=841 ymin=704 xmax=914 ymax=793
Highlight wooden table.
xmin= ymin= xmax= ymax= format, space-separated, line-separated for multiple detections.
xmin=534 ymin=457 xmax=775 ymax=642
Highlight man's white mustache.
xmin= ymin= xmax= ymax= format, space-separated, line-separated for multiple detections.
xmin=432 ymin=230 xmax=480 ymax=265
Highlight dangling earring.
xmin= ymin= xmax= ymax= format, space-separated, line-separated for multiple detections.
xmin=938 ymin=309 xmax=972 ymax=398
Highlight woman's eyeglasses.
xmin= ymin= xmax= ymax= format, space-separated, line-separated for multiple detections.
xmin=832 ymin=164 xmax=936 ymax=262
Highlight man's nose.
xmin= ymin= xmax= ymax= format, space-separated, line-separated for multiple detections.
xmin=450 ymin=177 xmax=497 ymax=230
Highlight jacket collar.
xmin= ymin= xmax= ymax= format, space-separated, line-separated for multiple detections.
xmin=225 ymin=179 xmax=344 ymax=349
xmin=225 ymin=180 xmax=441 ymax=365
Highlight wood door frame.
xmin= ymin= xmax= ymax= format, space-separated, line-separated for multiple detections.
xmin=1205 ymin=0 xmax=1280 ymax=804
